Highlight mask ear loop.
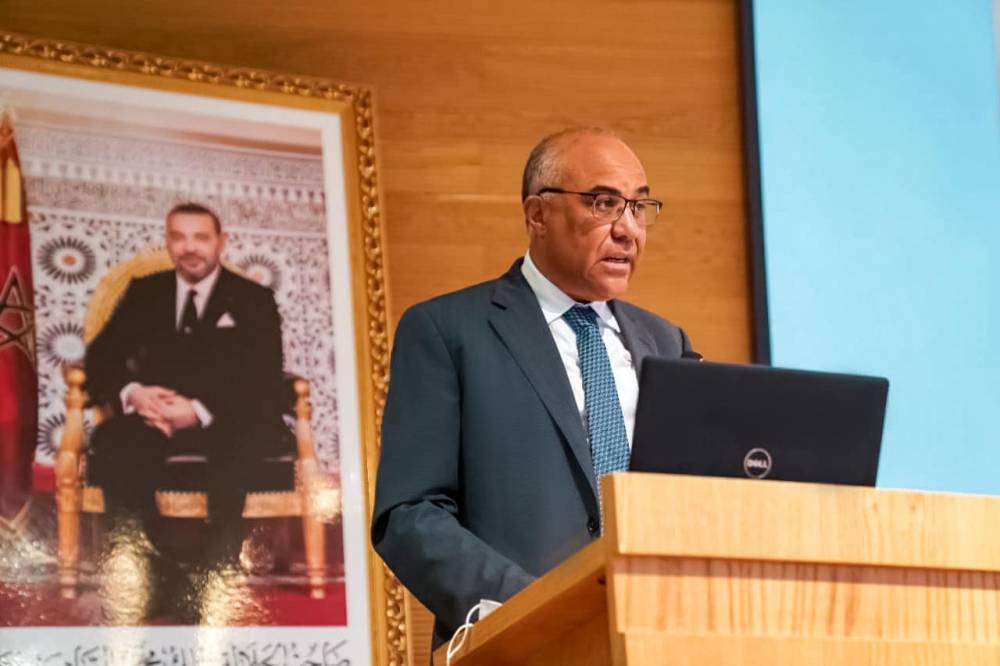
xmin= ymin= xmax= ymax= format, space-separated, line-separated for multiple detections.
xmin=445 ymin=602 xmax=485 ymax=665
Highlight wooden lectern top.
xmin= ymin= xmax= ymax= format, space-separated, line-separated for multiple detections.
xmin=603 ymin=472 xmax=1000 ymax=571
xmin=435 ymin=473 xmax=1000 ymax=665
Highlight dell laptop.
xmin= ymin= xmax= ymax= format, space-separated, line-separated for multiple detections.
xmin=629 ymin=359 xmax=889 ymax=486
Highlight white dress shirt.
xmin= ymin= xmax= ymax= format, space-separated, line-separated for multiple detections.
xmin=521 ymin=252 xmax=640 ymax=447
xmin=175 ymin=266 xmax=221 ymax=330
xmin=120 ymin=266 xmax=221 ymax=428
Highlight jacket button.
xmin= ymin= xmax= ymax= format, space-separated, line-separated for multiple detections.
xmin=586 ymin=517 xmax=599 ymax=535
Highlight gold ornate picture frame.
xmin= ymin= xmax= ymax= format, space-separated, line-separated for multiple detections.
xmin=0 ymin=31 xmax=409 ymax=666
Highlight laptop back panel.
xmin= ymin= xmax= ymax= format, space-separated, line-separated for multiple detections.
xmin=629 ymin=359 xmax=889 ymax=486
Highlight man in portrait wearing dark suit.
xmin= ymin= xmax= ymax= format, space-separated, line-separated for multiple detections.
xmin=85 ymin=202 xmax=288 ymax=617
xmin=372 ymin=128 xmax=696 ymax=648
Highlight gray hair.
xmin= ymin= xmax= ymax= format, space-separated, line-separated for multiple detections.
xmin=520 ymin=127 xmax=622 ymax=201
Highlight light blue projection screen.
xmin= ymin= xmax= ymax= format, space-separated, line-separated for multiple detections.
xmin=752 ymin=1 xmax=1000 ymax=495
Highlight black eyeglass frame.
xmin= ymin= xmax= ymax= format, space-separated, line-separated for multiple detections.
xmin=535 ymin=187 xmax=663 ymax=225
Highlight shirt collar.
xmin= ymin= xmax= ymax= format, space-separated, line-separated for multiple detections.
xmin=176 ymin=264 xmax=222 ymax=299
xmin=521 ymin=252 xmax=619 ymax=331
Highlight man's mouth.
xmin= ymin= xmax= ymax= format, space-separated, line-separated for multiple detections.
xmin=602 ymin=256 xmax=630 ymax=265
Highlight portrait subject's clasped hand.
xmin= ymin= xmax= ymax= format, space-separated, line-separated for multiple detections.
xmin=157 ymin=396 xmax=201 ymax=432
xmin=125 ymin=384 xmax=200 ymax=437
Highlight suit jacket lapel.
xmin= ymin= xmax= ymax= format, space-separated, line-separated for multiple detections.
xmin=199 ymin=268 xmax=232 ymax=331
xmin=487 ymin=260 xmax=598 ymax=503
xmin=162 ymin=271 xmax=180 ymax=333
xmin=610 ymin=300 xmax=656 ymax=379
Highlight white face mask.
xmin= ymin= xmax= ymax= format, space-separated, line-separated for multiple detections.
xmin=446 ymin=599 xmax=503 ymax=665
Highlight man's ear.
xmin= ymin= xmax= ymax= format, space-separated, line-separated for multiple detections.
xmin=523 ymin=196 xmax=547 ymax=238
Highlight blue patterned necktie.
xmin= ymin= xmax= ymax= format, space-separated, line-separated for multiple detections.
xmin=562 ymin=305 xmax=631 ymax=497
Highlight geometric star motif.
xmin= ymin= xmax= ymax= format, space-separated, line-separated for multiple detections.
xmin=0 ymin=266 xmax=36 ymax=366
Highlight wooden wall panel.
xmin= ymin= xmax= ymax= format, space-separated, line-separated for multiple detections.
xmin=0 ymin=0 xmax=751 ymax=361
xmin=1 ymin=1 xmax=752 ymax=662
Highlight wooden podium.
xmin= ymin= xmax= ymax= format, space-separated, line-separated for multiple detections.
xmin=435 ymin=473 xmax=1000 ymax=665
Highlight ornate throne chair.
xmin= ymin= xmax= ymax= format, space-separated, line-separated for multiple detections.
xmin=55 ymin=250 xmax=338 ymax=600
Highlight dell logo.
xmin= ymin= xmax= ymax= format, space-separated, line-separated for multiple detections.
xmin=743 ymin=447 xmax=772 ymax=479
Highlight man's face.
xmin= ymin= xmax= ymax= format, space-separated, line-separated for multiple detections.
xmin=165 ymin=212 xmax=225 ymax=284
xmin=526 ymin=133 xmax=649 ymax=302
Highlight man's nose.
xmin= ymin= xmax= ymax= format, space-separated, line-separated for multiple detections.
xmin=612 ymin=205 xmax=641 ymax=240
xmin=178 ymin=238 xmax=198 ymax=254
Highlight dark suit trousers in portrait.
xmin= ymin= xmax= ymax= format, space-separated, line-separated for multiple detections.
xmin=88 ymin=414 xmax=255 ymax=566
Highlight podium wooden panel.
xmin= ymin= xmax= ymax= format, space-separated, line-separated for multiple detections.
xmin=435 ymin=473 xmax=1000 ymax=665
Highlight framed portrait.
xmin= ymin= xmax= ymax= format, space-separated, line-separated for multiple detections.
xmin=0 ymin=31 xmax=409 ymax=666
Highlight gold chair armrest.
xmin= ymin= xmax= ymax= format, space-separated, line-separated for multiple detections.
xmin=57 ymin=365 xmax=88 ymax=459
xmin=291 ymin=377 xmax=340 ymax=522
xmin=55 ymin=365 xmax=87 ymax=521
xmin=293 ymin=377 xmax=318 ymax=464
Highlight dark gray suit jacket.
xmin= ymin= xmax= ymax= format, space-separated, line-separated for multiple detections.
xmin=371 ymin=259 xmax=693 ymax=648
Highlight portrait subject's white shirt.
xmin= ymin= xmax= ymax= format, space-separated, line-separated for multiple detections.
xmin=521 ymin=252 xmax=640 ymax=447
xmin=119 ymin=266 xmax=222 ymax=428
xmin=174 ymin=265 xmax=222 ymax=329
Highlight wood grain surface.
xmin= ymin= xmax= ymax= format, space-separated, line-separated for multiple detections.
xmin=621 ymin=636 xmax=1000 ymax=666
xmin=611 ymin=557 xmax=1000 ymax=642
xmin=432 ymin=539 xmax=609 ymax=665
xmin=438 ymin=475 xmax=1000 ymax=665
xmin=604 ymin=473 xmax=1000 ymax=570
xmin=0 ymin=0 xmax=752 ymax=361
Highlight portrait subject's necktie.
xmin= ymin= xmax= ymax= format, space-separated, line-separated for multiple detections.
xmin=180 ymin=288 xmax=199 ymax=335
xmin=562 ymin=305 xmax=631 ymax=511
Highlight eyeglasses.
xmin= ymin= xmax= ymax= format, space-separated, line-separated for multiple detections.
xmin=536 ymin=188 xmax=663 ymax=226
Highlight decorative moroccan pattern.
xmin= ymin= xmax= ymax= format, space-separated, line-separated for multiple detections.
xmin=23 ymin=127 xmax=341 ymax=473
xmin=237 ymin=254 xmax=284 ymax=292
xmin=36 ymin=237 xmax=97 ymax=285
xmin=36 ymin=412 xmax=92 ymax=459
xmin=17 ymin=122 xmax=326 ymax=234
xmin=38 ymin=321 xmax=86 ymax=368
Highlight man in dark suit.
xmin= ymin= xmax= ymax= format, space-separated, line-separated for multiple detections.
xmin=372 ymin=128 xmax=695 ymax=648
xmin=85 ymin=202 xmax=288 ymax=616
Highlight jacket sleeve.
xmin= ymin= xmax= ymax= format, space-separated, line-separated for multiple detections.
xmin=371 ymin=305 xmax=535 ymax=635
xmin=84 ymin=279 xmax=141 ymax=409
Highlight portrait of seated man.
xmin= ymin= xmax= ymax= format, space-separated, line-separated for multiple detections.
xmin=84 ymin=201 xmax=290 ymax=619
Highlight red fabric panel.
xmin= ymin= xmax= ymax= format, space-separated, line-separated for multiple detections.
xmin=0 ymin=116 xmax=38 ymax=519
